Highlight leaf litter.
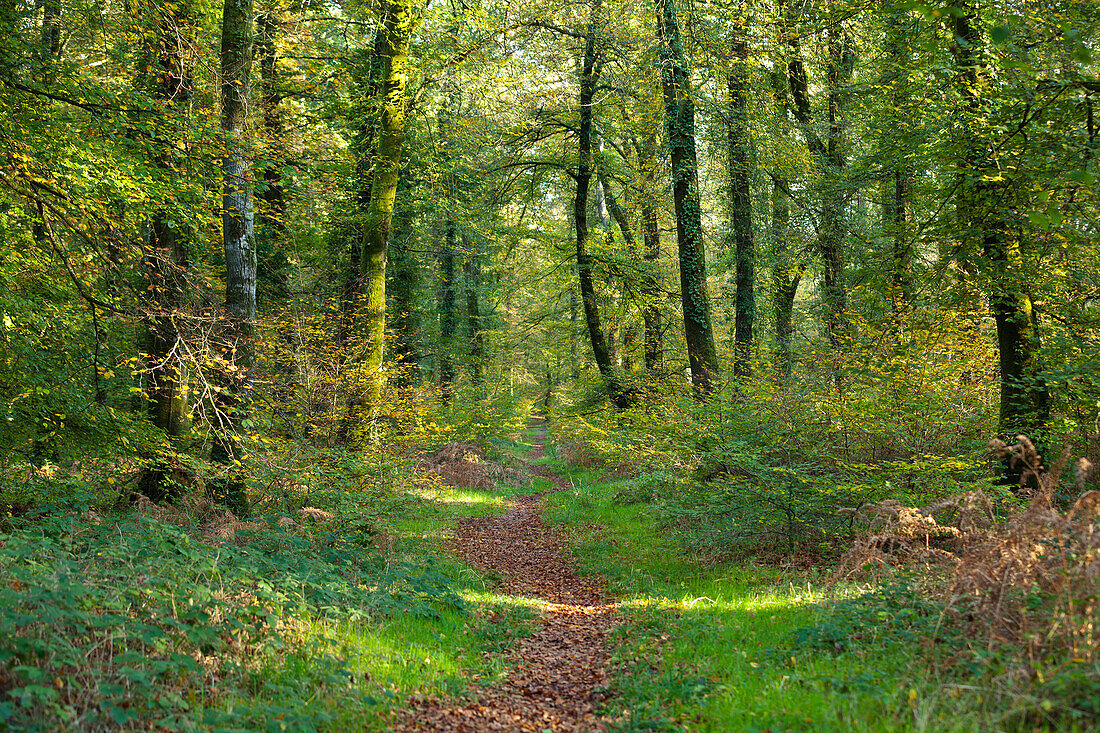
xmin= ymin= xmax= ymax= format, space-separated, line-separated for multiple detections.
xmin=396 ymin=417 xmax=616 ymax=731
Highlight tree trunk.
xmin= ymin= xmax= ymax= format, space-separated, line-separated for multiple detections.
xmin=210 ymin=0 xmax=255 ymax=516
xmin=598 ymin=173 xmax=637 ymax=370
xmin=727 ymin=31 xmax=754 ymax=376
xmin=574 ymin=0 xmax=628 ymax=408
xmin=257 ymin=10 xmax=286 ymax=244
xmin=355 ymin=0 xmax=419 ymax=431
xmin=882 ymin=11 xmax=913 ymax=316
xmin=771 ymin=177 xmax=803 ymax=381
xmin=38 ymin=0 xmax=61 ymax=85
xmin=635 ymin=133 xmax=663 ymax=373
xmin=951 ymin=3 xmax=1048 ymax=453
xmin=462 ymin=235 xmax=486 ymax=388
xmin=388 ymin=188 xmax=420 ymax=386
xmin=438 ymin=220 xmax=457 ymax=403
xmin=786 ymin=20 xmax=852 ymax=346
xmin=338 ymin=28 xmax=387 ymax=348
xmin=768 ymin=63 xmax=801 ymax=380
xmin=655 ymin=0 xmax=719 ymax=398
xmin=137 ymin=9 xmax=194 ymax=502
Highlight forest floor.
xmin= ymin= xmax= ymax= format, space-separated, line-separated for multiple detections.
xmin=0 ymin=414 xmax=1060 ymax=731
xmin=397 ymin=415 xmax=618 ymax=731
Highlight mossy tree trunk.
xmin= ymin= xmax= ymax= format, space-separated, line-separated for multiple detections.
xmin=951 ymin=3 xmax=1048 ymax=455
xmin=338 ymin=29 xmax=386 ymax=348
xmin=354 ymin=0 xmax=420 ymax=431
xmin=655 ymin=0 xmax=719 ymax=398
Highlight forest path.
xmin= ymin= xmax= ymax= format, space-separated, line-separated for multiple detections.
xmin=396 ymin=414 xmax=616 ymax=731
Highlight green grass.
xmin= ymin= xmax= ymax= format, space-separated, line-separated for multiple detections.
xmin=541 ymin=464 xmax=1030 ymax=732
xmin=0 ymin=454 xmax=539 ymax=731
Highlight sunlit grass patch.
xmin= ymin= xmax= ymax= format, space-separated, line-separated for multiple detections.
xmin=539 ymin=453 xmax=1015 ymax=732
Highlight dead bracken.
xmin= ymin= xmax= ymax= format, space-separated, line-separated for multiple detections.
xmin=421 ymin=442 xmax=524 ymax=490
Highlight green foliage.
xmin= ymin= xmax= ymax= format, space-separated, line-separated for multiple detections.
xmin=0 ymin=503 xmax=464 ymax=729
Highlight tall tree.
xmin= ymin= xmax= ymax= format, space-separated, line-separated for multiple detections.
xmin=655 ymin=0 xmax=720 ymax=397
xmin=727 ymin=19 xmax=754 ymax=376
xmin=881 ymin=8 xmax=914 ymax=315
xmin=387 ymin=180 xmax=421 ymax=386
xmin=355 ymin=0 xmax=420 ymax=425
xmin=137 ymin=4 xmax=195 ymax=502
xmin=767 ymin=56 xmax=803 ymax=380
xmin=785 ymin=9 xmax=853 ymax=346
xmin=437 ymin=220 xmax=457 ymax=402
xmin=574 ymin=0 xmax=629 ymax=408
xmin=256 ymin=7 xmax=286 ymax=247
xmin=633 ymin=132 xmax=663 ymax=373
xmin=338 ymin=29 xmax=387 ymax=348
xmin=463 ymin=235 xmax=486 ymax=388
xmin=210 ymin=0 xmax=256 ymax=514
xmin=949 ymin=2 xmax=1048 ymax=448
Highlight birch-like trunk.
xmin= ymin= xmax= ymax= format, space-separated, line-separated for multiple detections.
xmin=210 ymin=0 xmax=255 ymax=515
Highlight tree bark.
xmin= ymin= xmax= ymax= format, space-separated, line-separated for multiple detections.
xmin=655 ymin=0 xmax=719 ymax=398
xmin=462 ymin=235 xmax=486 ymax=388
xmin=137 ymin=7 xmax=194 ymax=502
xmin=574 ymin=0 xmax=629 ymax=408
xmin=338 ymin=28 xmax=387 ymax=348
xmin=951 ymin=3 xmax=1048 ymax=452
xmin=767 ymin=63 xmax=802 ymax=380
xmin=785 ymin=18 xmax=852 ymax=346
xmin=635 ymin=133 xmax=663 ymax=373
xmin=882 ymin=11 xmax=913 ymax=315
xmin=727 ymin=30 xmax=754 ymax=376
xmin=772 ymin=178 xmax=802 ymax=382
xmin=388 ymin=187 xmax=420 ymax=386
xmin=210 ymin=0 xmax=256 ymax=515
xmin=355 ymin=0 xmax=419 ymax=430
xmin=257 ymin=10 xmax=285 ymax=243
xmin=437 ymin=220 xmax=457 ymax=403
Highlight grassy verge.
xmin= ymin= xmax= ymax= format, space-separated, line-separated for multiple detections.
xmin=0 ymin=449 xmax=538 ymax=731
xmin=541 ymin=460 xmax=1032 ymax=732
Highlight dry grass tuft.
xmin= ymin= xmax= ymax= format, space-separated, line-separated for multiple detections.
xmin=297 ymin=506 xmax=334 ymax=523
xmin=421 ymin=442 xmax=521 ymax=489
xmin=555 ymin=440 xmax=602 ymax=469
xmin=131 ymin=494 xmax=298 ymax=545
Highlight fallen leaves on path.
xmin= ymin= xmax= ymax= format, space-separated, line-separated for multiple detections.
xmin=396 ymin=419 xmax=615 ymax=732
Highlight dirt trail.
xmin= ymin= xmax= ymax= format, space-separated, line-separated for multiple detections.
xmin=397 ymin=415 xmax=616 ymax=732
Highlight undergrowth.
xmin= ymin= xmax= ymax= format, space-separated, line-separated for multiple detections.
xmin=0 ymin=438 xmax=536 ymax=731
xmin=540 ymin=419 xmax=1099 ymax=732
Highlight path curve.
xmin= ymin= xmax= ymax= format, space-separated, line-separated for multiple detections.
xmin=396 ymin=415 xmax=615 ymax=732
